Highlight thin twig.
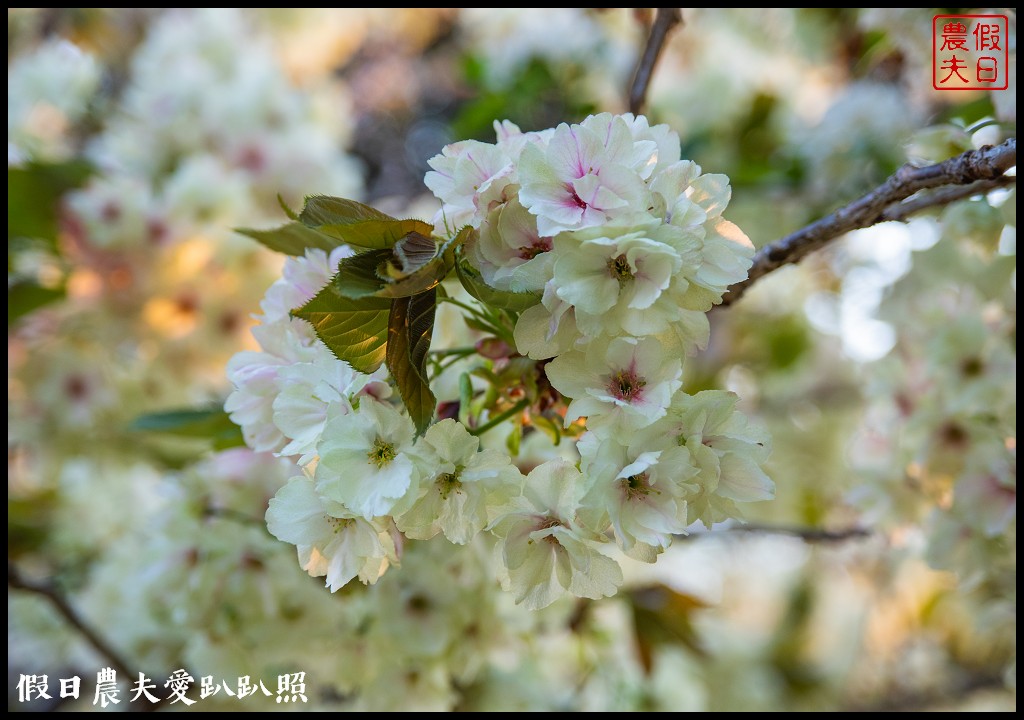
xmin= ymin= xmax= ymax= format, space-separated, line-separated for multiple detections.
xmin=721 ymin=139 xmax=1017 ymax=306
xmin=731 ymin=524 xmax=872 ymax=542
xmin=881 ymin=175 xmax=1016 ymax=222
xmin=679 ymin=524 xmax=871 ymax=543
xmin=8 ymin=562 xmax=136 ymax=680
xmin=10 ymin=561 xmax=191 ymax=711
xmin=628 ymin=8 xmax=683 ymax=115
xmin=203 ymin=505 xmax=269 ymax=528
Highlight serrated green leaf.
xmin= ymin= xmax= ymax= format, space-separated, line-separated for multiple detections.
xmin=386 ymin=289 xmax=437 ymax=434
xmin=392 ymin=231 xmax=439 ymax=274
xmin=298 ymin=195 xmax=396 ymax=226
xmin=277 ymin=194 xmax=299 ymax=220
xmin=455 ymin=254 xmax=541 ymax=311
xmin=238 ymin=194 xmax=434 ymax=255
xmin=8 ymin=281 xmax=64 ymax=325
xmin=293 ymin=283 xmax=391 ymax=373
xmin=376 ymin=256 xmax=452 ymax=298
xmin=313 ymin=217 xmax=435 ymax=251
xmin=130 ymin=407 xmax=245 ymax=449
xmin=295 ymin=195 xmax=435 ymax=251
xmin=236 ymin=222 xmax=342 ymax=256
xmin=441 ymin=225 xmax=476 ymax=261
xmin=334 ymin=248 xmax=393 ymax=299
xmin=333 ymin=246 xmax=451 ymax=300
xmin=332 ymin=231 xmax=462 ymax=300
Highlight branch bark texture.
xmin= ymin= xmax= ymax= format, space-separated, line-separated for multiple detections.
xmin=722 ymin=139 xmax=1017 ymax=306
xmin=628 ymin=8 xmax=683 ymax=115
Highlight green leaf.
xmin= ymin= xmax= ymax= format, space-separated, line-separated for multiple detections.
xmin=441 ymin=225 xmax=476 ymax=261
xmin=293 ymin=282 xmax=391 ymax=374
xmin=332 ymin=229 xmax=469 ymax=300
xmin=333 ymin=245 xmax=452 ymax=300
xmin=298 ymin=195 xmax=396 ymax=226
xmin=532 ymin=413 xmax=562 ymax=447
xmin=386 ymin=289 xmax=437 ymax=434
xmin=297 ymin=195 xmax=434 ymax=252
xmin=455 ymin=254 xmax=540 ymax=312
xmin=277 ymin=194 xmax=299 ymax=220
xmin=8 ymin=281 xmax=64 ymax=325
xmin=506 ymin=423 xmax=522 ymax=456
xmin=236 ymin=222 xmax=343 ymax=256
xmin=8 ymin=489 xmax=58 ymax=558
xmin=130 ymin=407 xmax=245 ymax=450
xmin=376 ymin=256 xmax=452 ymax=298
xmin=312 ymin=217 xmax=435 ymax=252
xmin=238 ymin=195 xmax=433 ymax=256
xmin=8 ymin=159 xmax=93 ymax=247
xmin=463 ymin=315 xmax=500 ymax=337
xmin=334 ymin=248 xmax=394 ymax=299
xmin=629 ymin=584 xmax=711 ymax=673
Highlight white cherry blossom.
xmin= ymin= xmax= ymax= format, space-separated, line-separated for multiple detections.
xmin=544 ymin=335 xmax=683 ymax=436
xmin=266 ymin=476 xmax=397 ymax=591
xmin=490 ymin=459 xmax=622 ymax=609
xmin=315 ymin=399 xmax=419 ymax=520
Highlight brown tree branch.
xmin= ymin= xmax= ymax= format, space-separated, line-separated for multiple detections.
xmin=721 ymin=139 xmax=1017 ymax=306
xmin=203 ymin=504 xmax=268 ymax=528
xmin=9 ymin=562 xmax=136 ymax=681
xmin=628 ymin=8 xmax=683 ymax=115
xmin=678 ymin=524 xmax=871 ymax=543
xmin=9 ymin=562 xmax=168 ymax=711
xmin=730 ymin=524 xmax=871 ymax=542
xmin=880 ymin=175 xmax=1016 ymax=222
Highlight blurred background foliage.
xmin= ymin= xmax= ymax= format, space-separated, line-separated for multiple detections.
xmin=8 ymin=7 xmax=1016 ymax=712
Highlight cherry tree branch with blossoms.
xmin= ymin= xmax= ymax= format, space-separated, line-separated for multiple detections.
xmin=721 ymin=138 xmax=1017 ymax=305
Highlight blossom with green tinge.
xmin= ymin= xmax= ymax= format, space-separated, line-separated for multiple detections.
xmin=544 ymin=335 xmax=682 ymax=436
xmin=398 ymin=419 xmax=523 ymax=544
xmin=490 ymin=459 xmax=622 ymax=610
xmin=632 ymin=390 xmax=773 ymax=528
xmin=577 ymin=432 xmax=698 ymax=560
xmin=315 ymin=399 xmax=418 ymax=520
xmin=266 ymin=476 xmax=397 ymax=591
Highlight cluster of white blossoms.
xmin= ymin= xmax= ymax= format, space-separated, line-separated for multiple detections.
xmin=230 ymin=113 xmax=774 ymax=609
xmin=227 ymin=248 xmax=524 ymax=591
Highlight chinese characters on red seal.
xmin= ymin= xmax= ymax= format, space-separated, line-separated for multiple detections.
xmin=933 ymin=15 xmax=1009 ymax=90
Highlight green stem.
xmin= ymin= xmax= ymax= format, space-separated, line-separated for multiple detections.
xmin=431 ymin=353 xmax=473 ymax=381
xmin=470 ymin=398 xmax=530 ymax=436
xmin=429 ymin=346 xmax=477 ymax=358
xmin=439 ymin=296 xmax=488 ymax=321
